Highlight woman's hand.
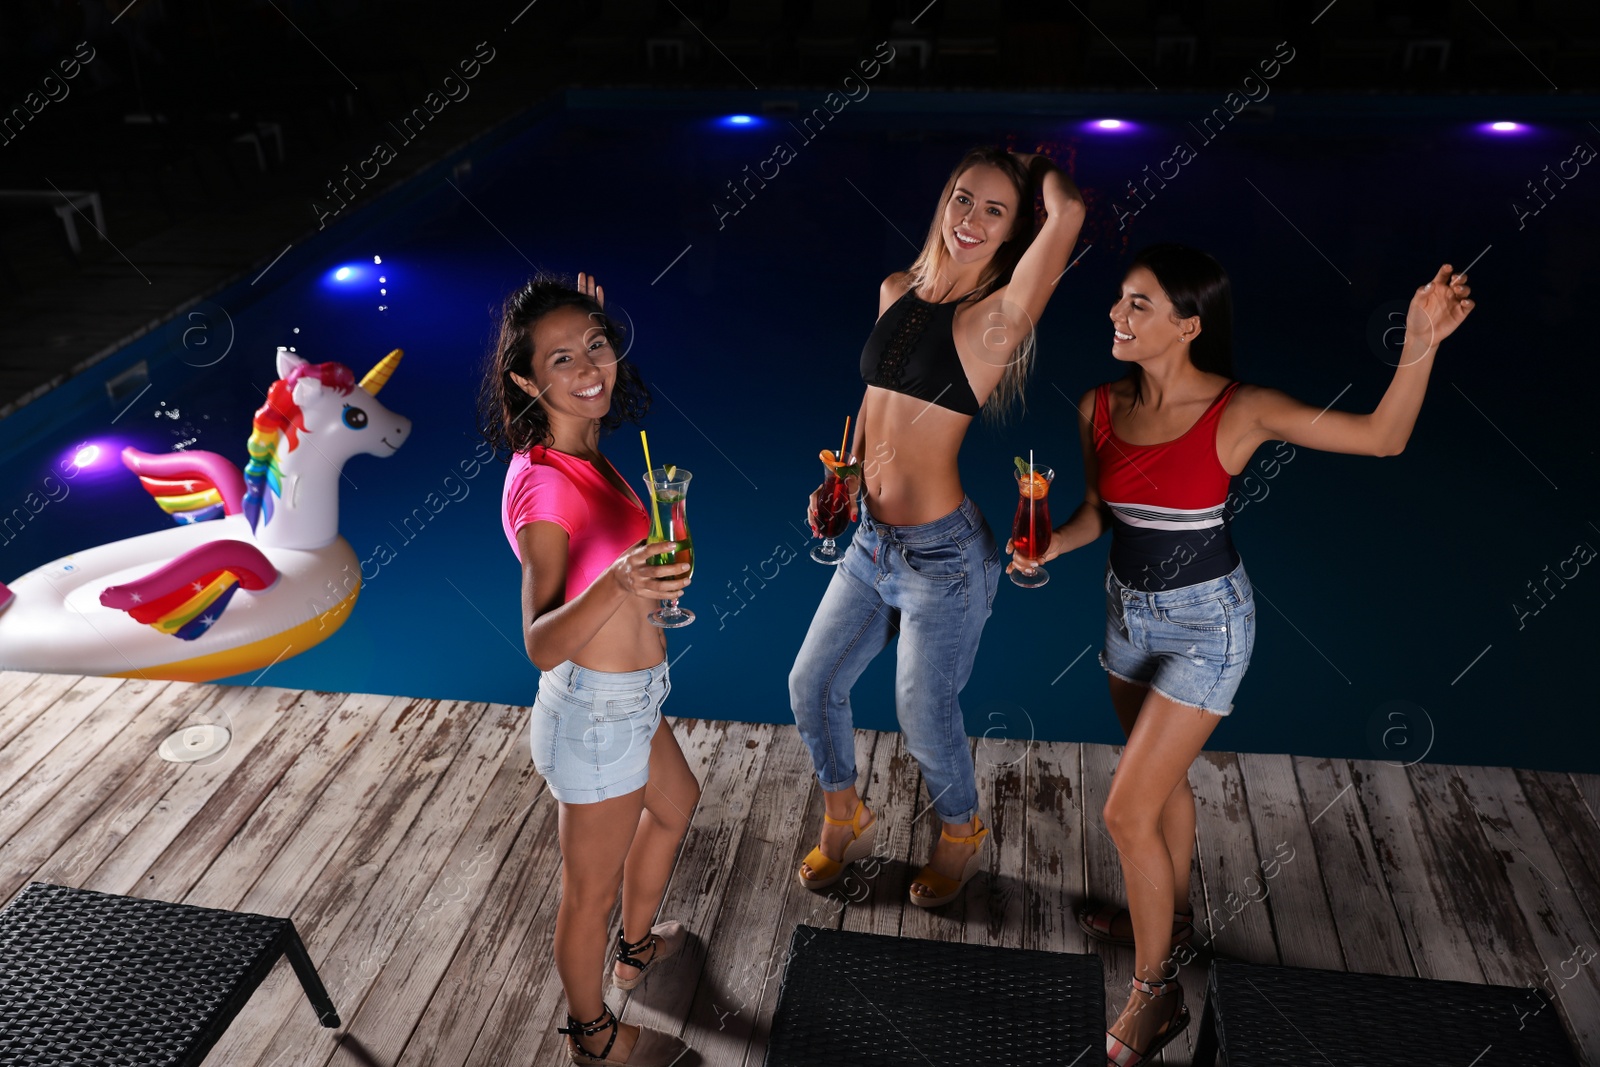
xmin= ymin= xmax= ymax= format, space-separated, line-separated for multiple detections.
xmin=610 ymin=538 xmax=690 ymax=599
xmin=577 ymin=271 xmax=605 ymax=308
xmin=1406 ymin=263 xmax=1473 ymax=348
xmin=1005 ymin=526 xmax=1067 ymax=577
xmin=806 ymin=466 xmax=860 ymax=535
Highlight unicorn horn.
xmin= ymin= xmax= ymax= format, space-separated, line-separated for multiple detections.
xmin=360 ymin=348 xmax=403 ymax=395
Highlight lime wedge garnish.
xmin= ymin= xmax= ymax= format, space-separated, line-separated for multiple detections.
xmin=665 ymin=464 xmax=676 ymax=479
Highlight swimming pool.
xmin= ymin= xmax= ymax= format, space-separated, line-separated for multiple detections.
xmin=2 ymin=88 xmax=1595 ymax=774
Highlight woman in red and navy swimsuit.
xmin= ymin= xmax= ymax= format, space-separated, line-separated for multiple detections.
xmin=1013 ymin=245 xmax=1475 ymax=1066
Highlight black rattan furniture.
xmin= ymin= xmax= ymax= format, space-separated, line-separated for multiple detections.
xmin=763 ymin=924 xmax=1104 ymax=1066
xmin=1192 ymin=958 xmax=1581 ymax=1066
xmin=0 ymin=881 xmax=339 ymax=1066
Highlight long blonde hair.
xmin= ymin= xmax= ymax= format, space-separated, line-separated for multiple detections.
xmin=904 ymin=146 xmax=1042 ymax=421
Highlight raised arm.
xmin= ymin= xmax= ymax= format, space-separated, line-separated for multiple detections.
xmin=1230 ymin=264 xmax=1474 ymax=462
xmin=992 ymin=156 xmax=1087 ymax=334
xmin=519 ymin=522 xmax=686 ymax=671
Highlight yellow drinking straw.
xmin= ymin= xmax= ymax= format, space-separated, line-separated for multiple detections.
xmin=839 ymin=415 xmax=851 ymax=464
xmin=640 ymin=430 xmax=665 ymax=541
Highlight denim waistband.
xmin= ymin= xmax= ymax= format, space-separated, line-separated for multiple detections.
xmin=1107 ymin=559 xmax=1251 ymax=609
xmin=545 ymin=657 xmax=670 ymax=692
xmin=857 ymin=495 xmax=982 ymax=545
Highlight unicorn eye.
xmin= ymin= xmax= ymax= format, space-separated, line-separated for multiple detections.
xmin=342 ymin=405 xmax=368 ymax=429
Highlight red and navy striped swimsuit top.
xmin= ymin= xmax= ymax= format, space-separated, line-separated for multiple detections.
xmin=1094 ymin=380 xmax=1242 ymax=592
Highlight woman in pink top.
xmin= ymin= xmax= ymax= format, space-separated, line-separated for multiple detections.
xmin=479 ymin=273 xmax=699 ymax=1067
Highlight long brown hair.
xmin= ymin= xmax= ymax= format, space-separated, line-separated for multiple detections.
xmin=905 ymin=146 xmax=1042 ymax=420
xmin=476 ymin=273 xmax=650 ymax=458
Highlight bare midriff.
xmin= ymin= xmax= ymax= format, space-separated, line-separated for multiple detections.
xmin=857 ymin=385 xmax=973 ymax=527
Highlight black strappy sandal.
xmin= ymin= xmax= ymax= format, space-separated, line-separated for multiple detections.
xmin=557 ymin=1002 xmax=690 ymax=1066
xmin=612 ymin=920 xmax=687 ymax=992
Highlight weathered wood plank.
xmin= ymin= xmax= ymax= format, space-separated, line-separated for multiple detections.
xmin=1291 ymin=756 xmax=1415 ymax=976
xmin=1411 ymin=762 xmax=1600 ymax=1062
xmin=0 ymin=674 xmax=126 ymax=802
xmin=247 ymin=700 xmax=522 ymax=1067
xmin=319 ymin=707 xmax=540 ymax=1067
xmin=966 ymin=735 xmax=1027 ymax=949
xmin=735 ymin=731 xmax=866 ymax=1067
xmin=1022 ymin=740 xmax=1086 ymax=955
xmin=0 ymin=678 xmax=167 ymax=853
xmin=134 ymin=688 xmax=349 ymax=901
xmin=28 ymin=685 xmax=281 ymax=893
xmin=180 ymin=691 xmax=397 ymax=911
xmin=0 ymin=672 xmax=84 ymax=754
xmin=0 ymin=670 xmax=52 ymax=712
xmin=230 ymin=695 xmax=438 ymax=916
xmin=1570 ymin=772 xmax=1600 ymax=828
xmin=198 ymin=697 xmax=494 ymax=1066
xmin=684 ymin=725 xmax=824 ymax=1067
xmin=1236 ymin=752 xmax=1342 ymax=970
xmin=391 ymin=781 xmax=559 ymax=1067
xmin=1189 ymin=750 xmax=1276 ymax=964
xmin=1517 ymin=769 xmax=1600 ymax=938
xmin=1401 ymin=761 xmax=1542 ymax=989
xmin=0 ymin=679 xmax=197 ymax=901
xmin=623 ymin=722 xmax=775 ymax=1049
xmin=1349 ymin=759 xmax=1483 ymax=984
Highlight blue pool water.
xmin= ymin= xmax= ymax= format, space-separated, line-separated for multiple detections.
xmin=2 ymin=90 xmax=1596 ymax=774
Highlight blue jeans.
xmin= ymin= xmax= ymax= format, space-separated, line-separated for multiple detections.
xmin=789 ymin=496 xmax=1001 ymax=823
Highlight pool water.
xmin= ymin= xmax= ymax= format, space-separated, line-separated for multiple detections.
xmin=2 ymin=90 xmax=1595 ymax=774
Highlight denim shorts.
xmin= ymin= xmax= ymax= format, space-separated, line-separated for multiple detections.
xmin=1100 ymin=560 xmax=1255 ymax=715
xmin=530 ymin=658 xmax=668 ymax=803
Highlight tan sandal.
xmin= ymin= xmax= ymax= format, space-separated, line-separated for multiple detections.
xmin=908 ymin=818 xmax=989 ymax=908
xmin=797 ymin=800 xmax=878 ymax=890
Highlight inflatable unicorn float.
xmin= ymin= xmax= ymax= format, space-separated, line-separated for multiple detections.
xmin=0 ymin=346 xmax=409 ymax=682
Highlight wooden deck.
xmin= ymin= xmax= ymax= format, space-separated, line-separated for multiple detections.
xmin=0 ymin=670 xmax=1595 ymax=1065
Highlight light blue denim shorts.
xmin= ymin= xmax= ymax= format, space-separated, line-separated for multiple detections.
xmin=1100 ymin=560 xmax=1255 ymax=715
xmin=531 ymin=658 xmax=668 ymax=803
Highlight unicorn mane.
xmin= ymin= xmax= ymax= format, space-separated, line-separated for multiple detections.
xmin=242 ymin=361 xmax=357 ymax=533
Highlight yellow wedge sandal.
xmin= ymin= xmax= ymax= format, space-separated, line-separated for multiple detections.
xmin=796 ymin=800 xmax=878 ymax=890
xmin=908 ymin=818 xmax=989 ymax=908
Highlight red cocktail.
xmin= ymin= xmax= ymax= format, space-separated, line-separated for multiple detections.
xmin=1010 ymin=460 xmax=1054 ymax=588
xmin=811 ymin=449 xmax=859 ymax=565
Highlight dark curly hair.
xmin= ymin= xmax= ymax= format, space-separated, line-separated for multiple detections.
xmin=1124 ymin=244 xmax=1235 ymax=408
xmin=477 ymin=273 xmax=651 ymax=458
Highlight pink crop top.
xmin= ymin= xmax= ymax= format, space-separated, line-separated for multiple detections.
xmin=501 ymin=445 xmax=651 ymax=604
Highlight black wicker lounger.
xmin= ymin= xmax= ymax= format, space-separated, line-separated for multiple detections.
xmin=1193 ymin=957 xmax=1581 ymax=1066
xmin=0 ymin=881 xmax=339 ymax=1066
xmin=763 ymin=924 xmax=1104 ymax=1067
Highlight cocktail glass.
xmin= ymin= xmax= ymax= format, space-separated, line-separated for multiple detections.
xmin=1010 ymin=460 xmax=1054 ymax=588
xmin=811 ymin=450 xmax=859 ymax=565
xmin=643 ymin=467 xmax=694 ymax=627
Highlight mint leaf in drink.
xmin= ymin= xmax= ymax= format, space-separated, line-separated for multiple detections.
xmin=1014 ymin=456 xmax=1030 ymax=478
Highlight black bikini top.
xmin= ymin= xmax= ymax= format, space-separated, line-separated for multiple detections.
xmin=859 ymin=287 xmax=982 ymax=417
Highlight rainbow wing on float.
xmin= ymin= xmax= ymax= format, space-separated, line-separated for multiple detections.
xmin=122 ymin=448 xmax=246 ymax=525
xmin=100 ymin=540 xmax=279 ymax=641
